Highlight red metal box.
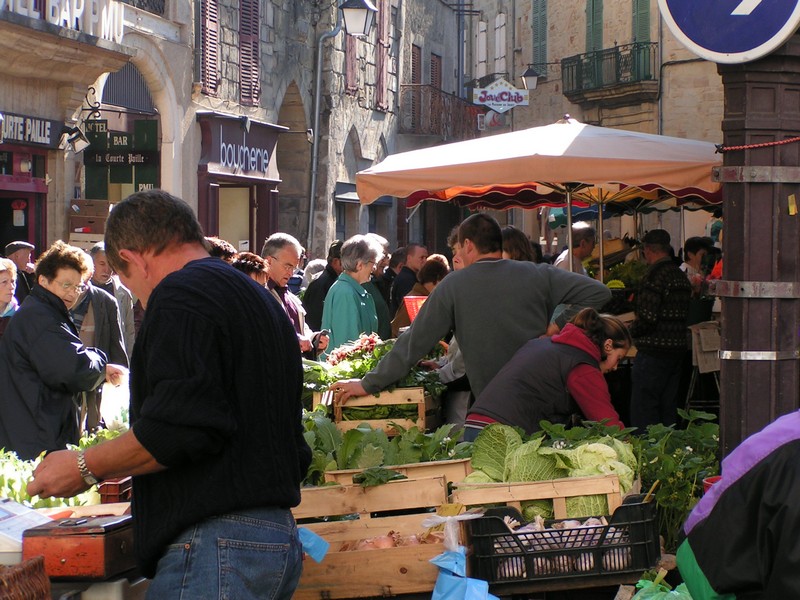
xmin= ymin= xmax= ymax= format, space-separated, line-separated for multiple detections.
xmin=22 ymin=515 xmax=135 ymax=580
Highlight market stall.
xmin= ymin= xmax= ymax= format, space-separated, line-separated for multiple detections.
xmin=356 ymin=116 xmax=723 ymax=277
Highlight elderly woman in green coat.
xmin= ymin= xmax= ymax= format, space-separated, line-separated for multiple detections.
xmin=321 ymin=235 xmax=384 ymax=359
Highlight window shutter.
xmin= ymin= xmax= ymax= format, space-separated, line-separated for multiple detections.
xmin=476 ymin=21 xmax=487 ymax=78
xmin=239 ymin=0 xmax=260 ymax=104
xmin=632 ymin=0 xmax=650 ymax=42
xmin=201 ymin=0 xmax=220 ymax=95
xmin=532 ymin=0 xmax=547 ymax=74
xmin=430 ymin=53 xmax=442 ymax=89
xmin=494 ymin=13 xmax=506 ymax=75
xmin=376 ymin=0 xmax=390 ymax=111
xmin=346 ymin=34 xmax=358 ymax=94
xmin=585 ymin=0 xmax=602 ymax=51
xmin=410 ymin=44 xmax=421 ymax=131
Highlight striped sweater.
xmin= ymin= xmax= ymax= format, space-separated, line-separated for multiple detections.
xmin=630 ymin=257 xmax=691 ymax=356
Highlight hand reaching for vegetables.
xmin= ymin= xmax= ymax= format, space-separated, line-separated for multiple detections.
xmin=105 ymin=364 xmax=128 ymax=386
xmin=329 ymin=379 xmax=367 ymax=404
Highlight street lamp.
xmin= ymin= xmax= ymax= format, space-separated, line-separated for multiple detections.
xmin=307 ymin=0 xmax=378 ymax=251
xmin=340 ymin=0 xmax=377 ymax=37
xmin=521 ymin=66 xmax=541 ymax=90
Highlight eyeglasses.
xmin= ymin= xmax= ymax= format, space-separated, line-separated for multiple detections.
xmin=54 ymin=280 xmax=87 ymax=294
xmin=267 ymin=256 xmax=297 ymax=272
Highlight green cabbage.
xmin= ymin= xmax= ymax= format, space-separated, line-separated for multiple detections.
xmin=461 ymin=469 xmax=497 ymax=484
xmin=507 ymin=440 xmax=567 ymax=483
xmin=565 ymin=494 xmax=608 ymax=518
xmin=470 ymin=424 xmax=523 ymax=482
xmin=522 ymin=500 xmax=554 ymax=521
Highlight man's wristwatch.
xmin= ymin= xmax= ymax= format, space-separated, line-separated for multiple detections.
xmin=77 ymin=451 xmax=99 ymax=486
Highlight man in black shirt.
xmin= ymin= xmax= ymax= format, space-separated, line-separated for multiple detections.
xmin=302 ymin=239 xmax=343 ymax=331
xmin=28 ymin=190 xmax=311 ymax=598
xmin=389 ymin=242 xmax=428 ymax=316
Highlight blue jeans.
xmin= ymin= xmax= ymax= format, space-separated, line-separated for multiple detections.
xmin=145 ymin=507 xmax=302 ymax=600
xmin=630 ymin=351 xmax=684 ymax=431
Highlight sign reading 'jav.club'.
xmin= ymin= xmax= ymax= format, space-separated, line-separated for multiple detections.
xmin=472 ymin=78 xmax=529 ymax=114
xmin=659 ymin=0 xmax=800 ymax=64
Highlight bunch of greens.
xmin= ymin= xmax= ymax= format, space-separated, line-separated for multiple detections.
xmin=341 ymin=404 xmax=419 ymax=421
xmin=632 ymin=409 xmax=719 ymax=553
xmin=302 ymin=335 xmax=447 ymax=408
xmin=462 ymin=421 xmax=638 ymax=522
xmin=607 ymin=260 xmax=648 ymax=290
xmin=0 ymin=429 xmax=126 ymax=508
xmin=301 ymin=407 xmax=472 ymax=487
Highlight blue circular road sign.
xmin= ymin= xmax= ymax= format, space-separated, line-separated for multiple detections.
xmin=658 ymin=0 xmax=800 ymax=63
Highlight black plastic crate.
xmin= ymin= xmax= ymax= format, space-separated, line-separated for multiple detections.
xmin=466 ymin=494 xmax=660 ymax=584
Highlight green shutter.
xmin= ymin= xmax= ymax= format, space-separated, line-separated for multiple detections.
xmin=633 ymin=0 xmax=650 ymax=42
xmin=585 ymin=0 xmax=602 ymax=51
xmin=532 ymin=0 xmax=547 ymax=74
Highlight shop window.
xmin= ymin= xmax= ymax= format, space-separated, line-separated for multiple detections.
xmin=335 ymin=202 xmax=346 ymax=242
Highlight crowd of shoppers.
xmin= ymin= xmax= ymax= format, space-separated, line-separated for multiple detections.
xmin=0 ymin=186 xmax=727 ymax=598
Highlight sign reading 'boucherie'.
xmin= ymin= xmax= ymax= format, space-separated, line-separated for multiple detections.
xmin=471 ymin=78 xmax=529 ymax=114
xmin=196 ymin=112 xmax=282 ymax=180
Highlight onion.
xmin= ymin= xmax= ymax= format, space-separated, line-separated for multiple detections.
xmin=355 ymin=534 xmax=397 ymax=550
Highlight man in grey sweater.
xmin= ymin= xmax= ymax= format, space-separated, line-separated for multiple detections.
xmin=332 ymin=213 xmax=611 ymax=402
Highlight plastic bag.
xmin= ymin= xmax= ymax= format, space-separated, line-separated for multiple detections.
xmin=632 ymin=581 xmax=693 ymax=599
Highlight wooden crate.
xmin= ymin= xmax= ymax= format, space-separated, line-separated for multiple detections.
xmin=69 ymin=232 xmax=105 ymax=250
xmin=69 ymin=215 xmax=107 ymax=234
xmin=292 ymin=476 xmax=450 ymax=599
xmin=313 ymin=387 xmax=427 ymax=436
xmin=450 ymin=474 xmax=622 ymax=520
xmin=324 ymin=457 xmax=473 ymax=485
xmin=72 ymin=200 xmax=113 ymax=217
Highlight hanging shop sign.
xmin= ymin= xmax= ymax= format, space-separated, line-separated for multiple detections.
xmin=0 ymin=0 xmax=125 ymax=44
xmin=0 ymin=112 xmax=61 ymax=148
xmin=471 ymin=78 xmax=529 ymax=114
xmin=197 ymin=112 xmax=283 ymax=181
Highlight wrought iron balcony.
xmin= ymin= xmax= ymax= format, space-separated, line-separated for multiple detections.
xmin=561 ymin=42 xmax=658 ymax=102
xmin=399 ymin=84 xmax=484 ymax=141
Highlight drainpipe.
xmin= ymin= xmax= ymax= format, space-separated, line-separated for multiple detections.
xmin=307 ymin=9 xmax=343 ymax=252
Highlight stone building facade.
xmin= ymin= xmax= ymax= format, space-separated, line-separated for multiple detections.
xmin=0 ymin=0 xmax=194 ymax=254
xmin=465 ymin=0 xmax=725 ymax=248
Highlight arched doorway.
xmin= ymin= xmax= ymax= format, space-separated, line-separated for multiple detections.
xmin=275 ymin=82 xmax=311 ymax=245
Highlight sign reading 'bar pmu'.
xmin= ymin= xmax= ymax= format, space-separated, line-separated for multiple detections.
xmin=0 ymin=0 xmax=125 ymax=44
xmin=658 ymin=0 xmax=800 ymax=64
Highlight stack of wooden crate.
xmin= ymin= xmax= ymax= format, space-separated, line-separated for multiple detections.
xmin=68 ymin=200 xmax=113 ymax=249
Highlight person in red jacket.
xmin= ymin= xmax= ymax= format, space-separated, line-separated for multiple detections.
xmin=463 ymin=308 xmax=630 ymax=441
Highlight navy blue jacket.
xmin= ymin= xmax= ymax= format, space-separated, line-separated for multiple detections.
xmin=0 ymin=286 xmax=107 ymax=459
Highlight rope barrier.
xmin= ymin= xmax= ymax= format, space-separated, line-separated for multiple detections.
xmin=716 ymin=136 xmax=800 ymax=153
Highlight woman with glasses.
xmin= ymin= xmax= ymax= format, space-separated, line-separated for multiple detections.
xmin=0 ymin=258 xmax=19 ymax=340
xmin=320 ymin=235 xmax=384 ymax=359
xmin=0 ymin=240 xmax=125 ymax=460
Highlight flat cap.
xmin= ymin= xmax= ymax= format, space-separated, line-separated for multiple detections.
xmin=327 ymin=239 xmax=343 ymax=261
xmin=4 ymin=241 xmax=34 ymax=256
